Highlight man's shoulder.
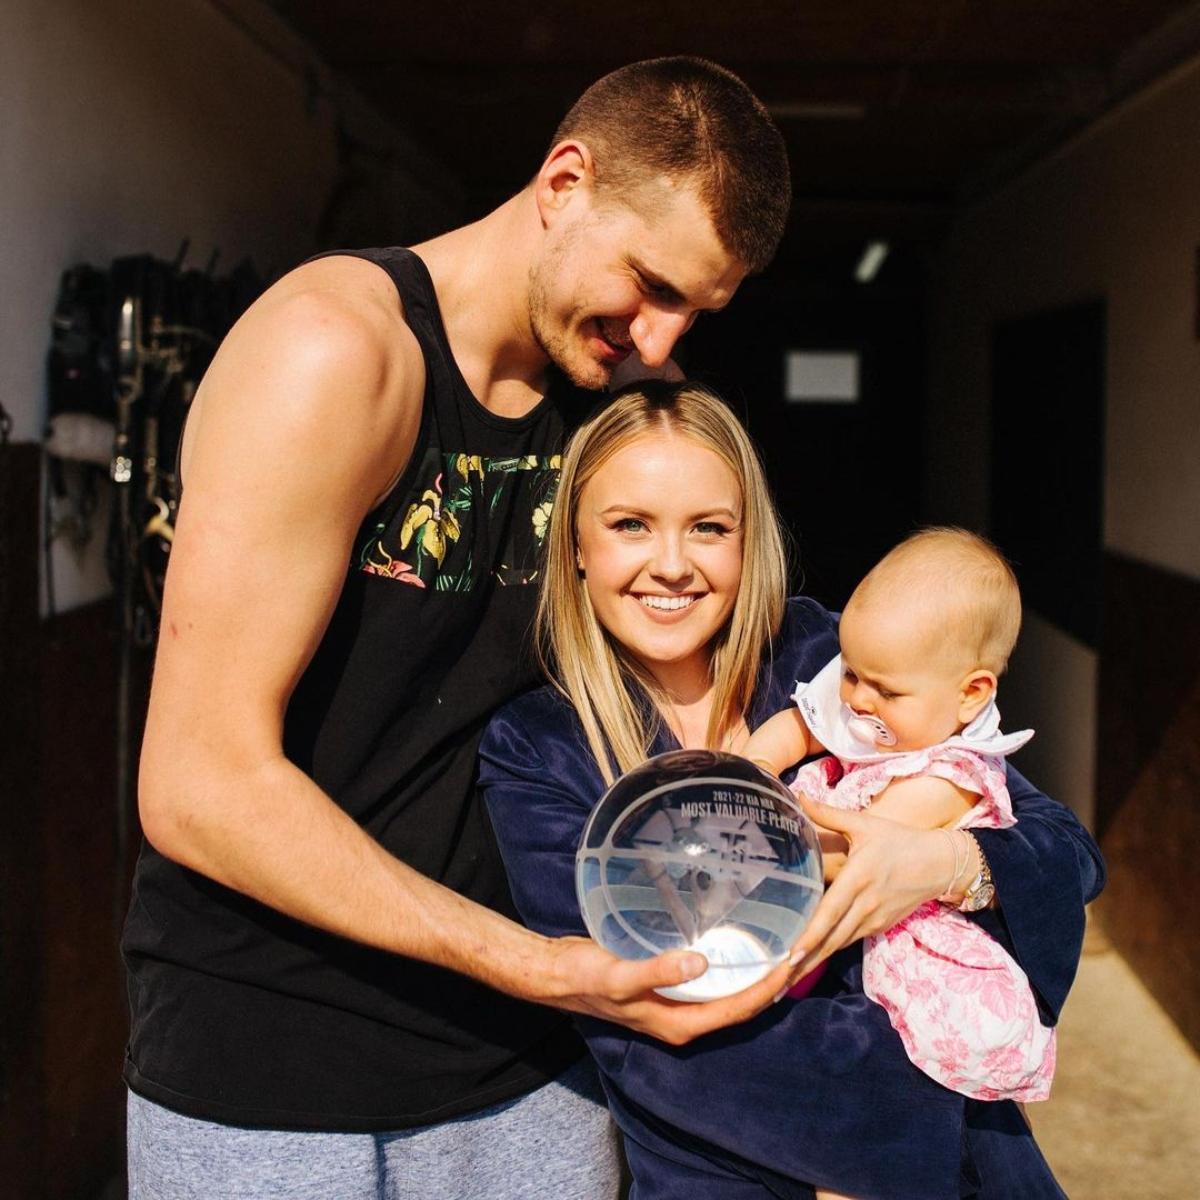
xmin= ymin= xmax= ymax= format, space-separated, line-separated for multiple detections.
xmin=263 ymin=255 xmax=421 ymax=374
xmin=180 ymin=254 xmax=428 ymax=501
xmin=231 ymin=255 xmax=426 ymax=429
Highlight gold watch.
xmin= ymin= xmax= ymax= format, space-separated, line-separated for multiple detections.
xmin=958 ymin=833 xmax=995 ymax=912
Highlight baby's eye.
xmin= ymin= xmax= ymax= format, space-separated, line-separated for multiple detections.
xmin=878 ymin=688 xmax=899 ymax=701
xmin=842 ymin=667 xmax=858 ymax=684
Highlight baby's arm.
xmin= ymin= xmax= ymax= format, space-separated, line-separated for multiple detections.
xmin=744 ymin=708 xmax=815 ymax=775
xmin=867 ymin=775 xmax=977 ymax=831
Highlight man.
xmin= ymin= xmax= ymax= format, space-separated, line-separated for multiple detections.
xmin=123 ymin=57 xmax=796 ymax=1197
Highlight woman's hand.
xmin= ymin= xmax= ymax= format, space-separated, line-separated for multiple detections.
xmin=784 ymin=797 xmax=959 ymax=982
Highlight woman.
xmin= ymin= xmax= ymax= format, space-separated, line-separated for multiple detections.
xmin=479 ymin=381 xmax=1101 ymax=1199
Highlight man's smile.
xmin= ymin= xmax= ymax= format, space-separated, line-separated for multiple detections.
xmin=594 ymin=318 xmax=634 ymax=360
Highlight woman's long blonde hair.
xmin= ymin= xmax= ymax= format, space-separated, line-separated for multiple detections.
xmin=536 ymin=381 xmax=788 ymax=784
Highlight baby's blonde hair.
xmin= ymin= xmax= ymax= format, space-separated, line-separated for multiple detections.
xmin=848 ymin=527 xmax=1022 ymax=674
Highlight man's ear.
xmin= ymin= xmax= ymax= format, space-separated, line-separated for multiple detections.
xmin=958 ymin=670 xmax=998 ymax=724
xmin=535 ymin=140 xmax=595 ymax=227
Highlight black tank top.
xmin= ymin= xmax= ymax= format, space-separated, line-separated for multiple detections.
xmin=123 ymin=247 xmax=592 ymax=1130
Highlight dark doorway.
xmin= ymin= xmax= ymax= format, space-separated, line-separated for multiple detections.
xmin=989 ymin=301 xmax=1106 ymax=647
xmin=686 ymin=268 xmax=927 ymax=609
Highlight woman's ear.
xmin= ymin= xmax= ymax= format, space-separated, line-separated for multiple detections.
xmin=575 ymin=545 xmax=586 ymax=576
xmin=957 ymin=670 xmax=998 ymax=724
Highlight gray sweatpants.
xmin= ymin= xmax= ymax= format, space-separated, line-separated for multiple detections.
xmin=127 ymin=1056 xmax=622 ymax=1199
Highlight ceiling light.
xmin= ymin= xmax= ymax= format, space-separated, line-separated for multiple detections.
xmin=766 ymin=102 xmax=867 ymax=121
xmin=855 ymin=241 xmax=889 ymax=283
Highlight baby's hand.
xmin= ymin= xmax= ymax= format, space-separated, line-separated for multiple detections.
xmin=792 ymin=790 xmax=850 ymax=880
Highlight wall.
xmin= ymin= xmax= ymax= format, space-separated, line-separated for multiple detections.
xmin=927 ymin=53 xmax=1200 ymax=1044
xmin=0 ymin=0 xmax=461 ymax=613
xmin=0 ymin=3 xmax=462 ymax=1195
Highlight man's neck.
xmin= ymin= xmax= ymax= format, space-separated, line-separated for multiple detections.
xmin=413 ymin=192 xmax=553 ymax=417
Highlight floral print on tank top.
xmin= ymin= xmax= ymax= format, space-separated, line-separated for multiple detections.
xmin=359 ymin=451 xmax=562 ymax=590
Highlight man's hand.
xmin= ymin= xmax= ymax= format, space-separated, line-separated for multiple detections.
xmin=545 ymin=937 xmax=794 ymax=1046
xmin=782 ymin=797 xmax=955 ymax=984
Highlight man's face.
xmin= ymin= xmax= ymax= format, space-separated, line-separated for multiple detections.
xmin=528 ymin=179 xmax=745 ymax=389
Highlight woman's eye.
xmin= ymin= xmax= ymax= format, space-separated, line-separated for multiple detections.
xmin=693 ymin=522 xmax=729 ymax=536
xmin=614 ymin=518 xmax=646 ymax=533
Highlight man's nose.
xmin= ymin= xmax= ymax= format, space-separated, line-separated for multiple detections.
xmin=629 ymin=308 xmax=693 ymax=368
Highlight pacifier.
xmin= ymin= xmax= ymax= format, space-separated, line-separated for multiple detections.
xmin=846 ymin=712 xmax=897 ymax=747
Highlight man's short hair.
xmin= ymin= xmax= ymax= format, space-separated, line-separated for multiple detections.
xmin=551 ymin=57 xmax=790 ymax=274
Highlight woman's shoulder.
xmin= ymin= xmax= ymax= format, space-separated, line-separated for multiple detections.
xmin=776 ymin=596 xmax=840 ymax=670
xmin=780 ymin=595 xmax=838 ymax=637
xmin=492 ymin=682 xmax=574 ymax=725
xmin=485 ymin=684 xmax=578 ymax=747
xmin=479 ymin=684 xmax=592 ymax=778
xmin=752 ymin=597 xmax=841 ymax=722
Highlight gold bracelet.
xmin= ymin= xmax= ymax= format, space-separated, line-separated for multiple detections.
xmin=937 ymin=828 xmax=967 ymax=901
xmin=957 ymin=831 xmax=996 ymax=912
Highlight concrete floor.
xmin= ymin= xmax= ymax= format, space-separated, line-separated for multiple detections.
xmin=1031 ymin=917 xmax=1200 ymax=1198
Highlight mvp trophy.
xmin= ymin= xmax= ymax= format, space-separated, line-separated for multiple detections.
xmin=577 ymin=750 xmax=824 ymax=1001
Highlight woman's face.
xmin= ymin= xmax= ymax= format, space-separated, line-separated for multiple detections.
xmin=574 ymin=429 xmax=744 ymax=690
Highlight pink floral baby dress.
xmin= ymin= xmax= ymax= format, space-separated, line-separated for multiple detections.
xmin=791 ymin=746 xmax=1056 ymax=1100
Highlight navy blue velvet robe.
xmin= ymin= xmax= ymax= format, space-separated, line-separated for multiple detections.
xmin=479 ymin=598 xmax=1104 ymax=1199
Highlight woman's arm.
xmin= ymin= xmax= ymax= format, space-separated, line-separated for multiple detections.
xmin=478 ymin=696 xmax=796 ymax=1040
xmin=786 ymin=773 xmax=1103 ymax=1021
xmin=479 ymin=695 xmax=975 ymax=1199
xmin=975 ymin=763 xmax=1105 ymax=1020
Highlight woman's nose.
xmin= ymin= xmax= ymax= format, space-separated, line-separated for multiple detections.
xmin=649 ymin=535 xmax=692 ymax=581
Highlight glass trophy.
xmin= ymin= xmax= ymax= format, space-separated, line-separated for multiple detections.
xmin=577 ymin=749 xmax=824 ymax=1001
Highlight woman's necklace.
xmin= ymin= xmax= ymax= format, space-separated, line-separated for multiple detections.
xmin=722 ymin=717 xmax=751 ymax=755
xmin=663 ymin=695 xmax=749 ymax=754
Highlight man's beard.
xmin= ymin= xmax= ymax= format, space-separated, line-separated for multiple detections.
xmin=527 ymin=238 xmax=611 ymax=391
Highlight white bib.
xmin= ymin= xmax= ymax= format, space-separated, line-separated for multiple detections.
xmin=791 ymin=654 xmax=1034 ymax=765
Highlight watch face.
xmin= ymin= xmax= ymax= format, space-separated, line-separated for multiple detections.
xmin=962 ymin=881 xmax=995 ymax=912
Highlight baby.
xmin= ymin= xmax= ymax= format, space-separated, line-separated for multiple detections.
xmin=745 ymin=528 xmax=1055 ymax=1133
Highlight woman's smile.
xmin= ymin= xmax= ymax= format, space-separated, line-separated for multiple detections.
xmin=633 ymin=592 xmax=702 ymax=614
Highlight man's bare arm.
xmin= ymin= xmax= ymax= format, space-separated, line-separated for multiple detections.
xmin=139 ymin=261 xmax=788 ymax=1042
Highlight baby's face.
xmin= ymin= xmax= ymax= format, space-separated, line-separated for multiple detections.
xmin=837 ymin=601 xmax=972 ymax=753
